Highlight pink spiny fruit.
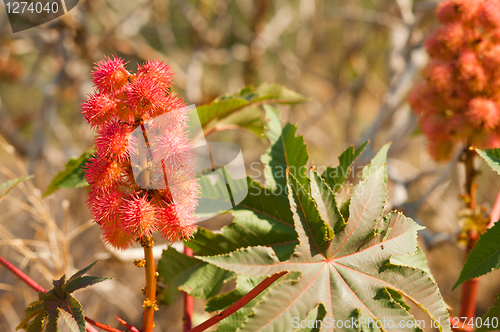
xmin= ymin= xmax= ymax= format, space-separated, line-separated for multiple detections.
xmin=409 ymin=0 xmax=500 ymax=161
xmin=82 ymin=55 xmax=199 ymax=249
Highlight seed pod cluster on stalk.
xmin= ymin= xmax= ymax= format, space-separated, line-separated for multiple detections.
xmin=82 ymin=56 xmax=199 ymax=249
xmin=409 ymin=0 xmax=500 ymax=160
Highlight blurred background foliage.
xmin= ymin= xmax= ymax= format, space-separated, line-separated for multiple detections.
xmin=0 ymin=0 xmax=499 ymax=331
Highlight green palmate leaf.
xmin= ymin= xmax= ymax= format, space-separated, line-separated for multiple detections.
xmin=321 ymin=142 xmax=368 ymax=191
xmin=187 ymin=177 xmax=297 ymax=261
xmin=391 ymin=246 xmax=435 ymax=280
xmin=477 ymin=148 xmax=500 ymax=175
xmin=261 ymin=105 xmax=309 ymax=192
xmin=197 ymin=83 xmax=307 ymax=132
xmin=476 ymin=294 xmax=500 ymax=332
xmin=199 ymin=167 xmax=451 ymax=332
xmin=44 ymin=150 xmax=94 ymax=196
xmin=57 ymin=308 xmax=80 ymax=332
xmin=18 ymin=261 xmax=109 ymax=332
xmin=288 ymin=171 xmax=333 ymax=257
xmin=0 ymin=175 xmax=33 ymax=201
xmin=157 ymin=246 xmax=235 ymax=304
xmin=311 ymin=170 xmax=346 ymax=234
xmin=453 ymin=221 xmax=500 ymax=289
xmin=295 ymin=304 xmax=327 ymax=332
xmin=361 ymin=142 xmax=392 ymax=180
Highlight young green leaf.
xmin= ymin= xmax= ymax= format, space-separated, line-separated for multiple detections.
xmin=18 ymin=261 xmax=109 ymax=332
xmin=476 ymin=148 xmax=500 ymax=175
xmin=476 ymin=294 xmax=500 ymax=332
xmin=44 ymin=150 xmax=94 ymax=196
xmin=199 ymin=167 xmax=450 ymax=332
xmin=453 ymin=221 xmax=500 ymax=289
xmin=17 ymin=300 xmax=44 ymax=330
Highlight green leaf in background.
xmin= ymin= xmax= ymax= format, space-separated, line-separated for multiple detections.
xmin=476 ymin=294 xmax=500 ymax=332
xmin=0 ymin=175 xmax=33 ymax=201
xmin=157 ymin=247 xmax=234 ymax=305
xmin=17 ymin=261 xmax=110 ymax=332
xmin=453 ymin=221 xmax=500 ymax=289
xmin=212 ymin=106 xmax=265 ymax=137
xmin=197 ymin=83 xmax=307 ymax=133
xmin=44 ymin=150 xmax=94 ymax=196
xmin=199 ymin=167 xmax=450 ymax=332
xmin=261 ymin=105 xmax=309 ymax=192
xmin=477 ymin=148 xmax=500 ymax=175
xmin=321 ymin=141 xmax=368 ymax=191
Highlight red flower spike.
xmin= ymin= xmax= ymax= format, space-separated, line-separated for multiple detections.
xmin=91 ymin=56 xmax=130 ymax=93
xmin=83 ymin=56 xmax=198 ymax=249
xmin=87 ymin=187 xmax=123 ymax=226
xmin=95 ymin=120 xmax=134 ymax=161
xmin=81 ymin=93 xmax=118 ymax=129
xmin=157 ymin=204 xmax=196 ymax=243
xmin=138 ymin=59 xmax=174 ymax=88
xmin=84 ymin=155 xmax=122 ymax=189
xmin=120 ymin=193 xmax=158 ymax=239
xmin=102 ymin=224 xmax=134 ymax=250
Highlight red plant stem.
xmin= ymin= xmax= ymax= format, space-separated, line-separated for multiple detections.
xmin=183 ymin=246 xmax=194 ymax=332
xmin=0 ymin=256 xmax=45 ymax=293
xmin=187 ymin=271 xmax=287 ymax=332
xmin=85 ymin=317 xmax=125 ymax=332
xmin=141 ymin=237 xmax=157 ymax=332
xmin=0 ymin=255 xmax=116 ymax=332
xmin=458 ymin=149 xmax=479 ymax=332
xmin=115 ymin=316 xmax=141 ymax=332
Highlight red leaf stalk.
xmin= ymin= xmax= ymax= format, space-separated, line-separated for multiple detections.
xmin=458 ymin=149 xmax=479 ymax=332
xmin=183 ymin=246 xmax=194 ymax=331
xmin=0 ymin=255 xmax=45 ymax=293
xmin=187 ymin=271 xmax=287 ymax=332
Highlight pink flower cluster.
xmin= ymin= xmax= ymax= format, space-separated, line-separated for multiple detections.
xmin=409 ymin=0 xmax=500 ymax=160
xmin=82 ymin=56 xmax=199 ymax=249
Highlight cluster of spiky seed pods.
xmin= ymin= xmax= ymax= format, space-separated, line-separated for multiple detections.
xmin=82 ymin=56 xmax=199 ymax=249
xmin=409 ymin=0 xmax=500 ymax=160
